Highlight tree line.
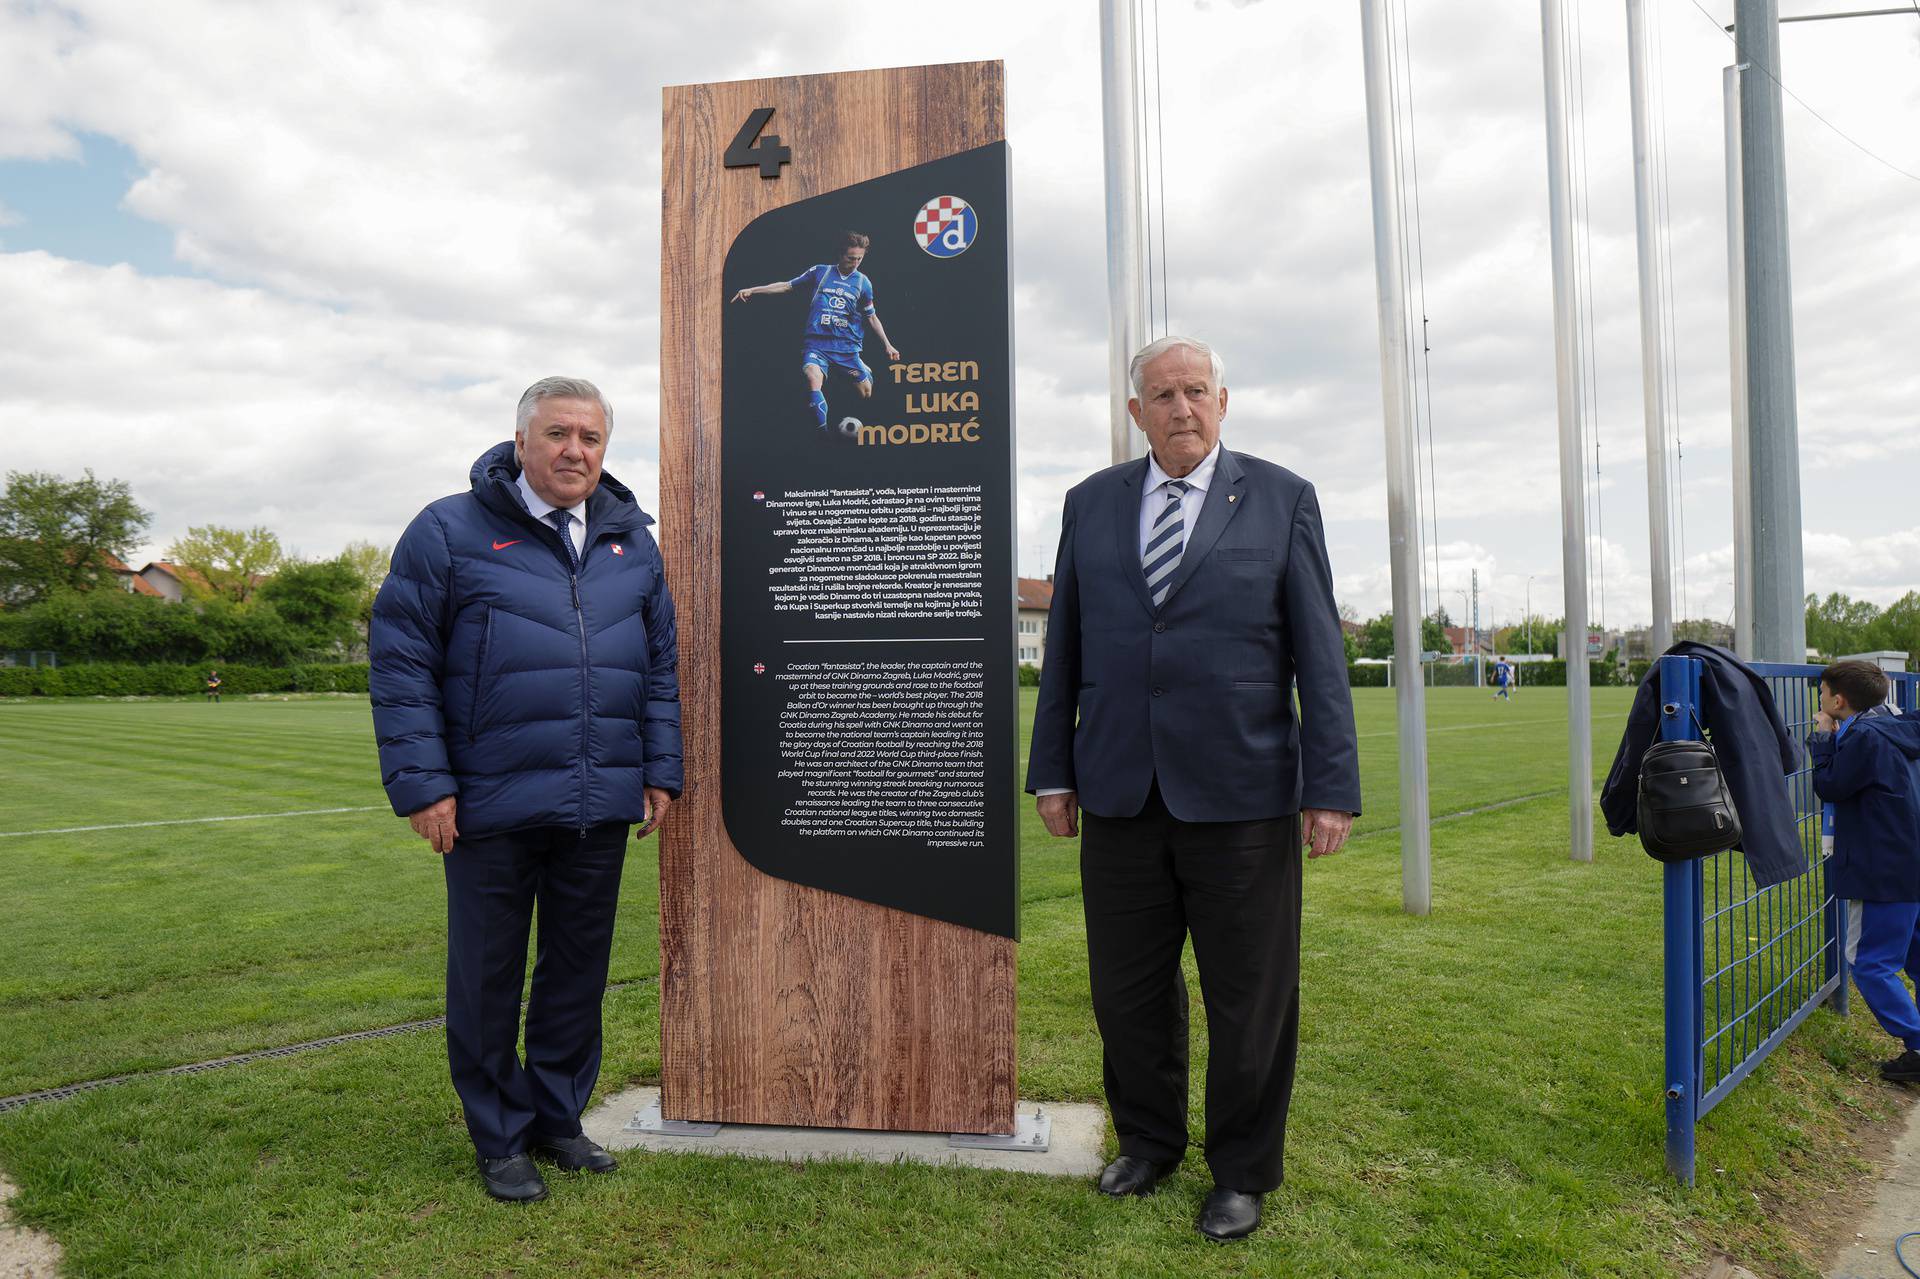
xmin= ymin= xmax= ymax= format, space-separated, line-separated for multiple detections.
xmin=1806 ymin=592 xmax=1920 ymax=661
xmin=0 ymin=470 xmax=387 ymax=666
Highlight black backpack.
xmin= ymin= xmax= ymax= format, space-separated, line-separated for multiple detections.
xmin=1637 ymin=736 xmax=1743 ymax=862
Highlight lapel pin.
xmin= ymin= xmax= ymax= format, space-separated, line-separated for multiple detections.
xmin=1227 ymin=495 xmax=1237 ymax=503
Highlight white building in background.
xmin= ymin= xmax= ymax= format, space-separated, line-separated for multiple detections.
xmin=1017 ymin=577 xmax=1052 ymax=668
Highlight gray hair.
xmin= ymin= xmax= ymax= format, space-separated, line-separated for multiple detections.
xmin=1127 ymin=336 xmax=1226 ymax=397
xmin=515 ymin=376 xmax=613 ymax=434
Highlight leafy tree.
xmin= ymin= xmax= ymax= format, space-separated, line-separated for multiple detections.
xmin=197 ymin=596 xmax=302 ymax=666
xmin=1868 ymin=592 xmax=1920 ymax=660
xmin=340 ymin=540 xmax=391 ymax=626
xmin=1499 ymin=614 xmax=1562 ymax=657
xmin=1359 ymin=614 xmax=1394 ymax=660
xmin=165 ymin=525 xmax=283 ymax=604
xmin=10 ymin=587 xmax=208 ymax=664
xmin=1356 ymin=611 xmax=1453 ymax=659
xmin=258 ymin=556 xmax=363 ymax=659
xmin=0 ymin=470 xmax=151 ymax=606
xmin=1804 ymin=591 xmax=1879 ymax=657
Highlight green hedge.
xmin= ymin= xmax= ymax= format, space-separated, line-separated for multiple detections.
xmin=0 ymin=663 xmax=369 ymax=697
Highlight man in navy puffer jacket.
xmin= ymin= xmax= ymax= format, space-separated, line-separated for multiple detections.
xmin=370 ymin=376 xmax=682 ymax=1203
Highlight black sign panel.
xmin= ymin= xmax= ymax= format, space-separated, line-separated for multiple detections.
xmin=720 ymin=143 xmax=1016 ymax=939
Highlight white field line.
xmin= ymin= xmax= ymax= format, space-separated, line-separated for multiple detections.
xmin=0 ymin=805 xmax=387 ymax=839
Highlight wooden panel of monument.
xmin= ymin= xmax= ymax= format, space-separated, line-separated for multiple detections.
xmin=659 ymin=62 xmax=1017 ymax=1133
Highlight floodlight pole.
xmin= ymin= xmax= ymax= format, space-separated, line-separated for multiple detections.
xmin=1734 ymin=0 xmax=1806 ymax=663
xmin=1724 ymin=64 xmax=1755 ymax=660
xmin=1360 ymin=0 xmax=1433 ymax=915
xmin=1626 ymin=0 xmax=1676 ymax=657
xmin=1099 ymin=0 xmax=1149 ymax=465
xmin=1541 ymin=0 xmax=1594 ymax=863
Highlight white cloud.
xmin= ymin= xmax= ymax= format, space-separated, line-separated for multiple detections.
xmin=0 ymin=0 xmax=1913 ymax=625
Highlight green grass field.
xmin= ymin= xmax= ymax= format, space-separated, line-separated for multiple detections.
xmin=0 ymin=689 xmax=1900 ymax=1277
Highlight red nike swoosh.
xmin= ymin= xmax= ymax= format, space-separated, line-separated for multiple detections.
xmin=492 ymin=539 xmax=522 ymax=550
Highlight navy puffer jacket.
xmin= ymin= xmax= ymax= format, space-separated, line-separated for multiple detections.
xmin=369 ymin=442 xmax=683 ymax=835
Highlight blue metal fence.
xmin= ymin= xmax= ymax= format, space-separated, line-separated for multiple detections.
xmin=1660 ymin=655 xmax=1920 ymax=1183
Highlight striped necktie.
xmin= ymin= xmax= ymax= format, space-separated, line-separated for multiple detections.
xmin=548 ymin=508 xmax=579 ymax=573
xmin=1143 ymin=480 xmax=1192 ymax=608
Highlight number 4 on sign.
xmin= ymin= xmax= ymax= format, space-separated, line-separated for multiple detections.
xmin=724 ymin=107 xmax=792 ymax=179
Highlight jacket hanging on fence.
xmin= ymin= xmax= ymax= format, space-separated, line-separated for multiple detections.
xmin=1600 ymin=641 xmax=1805 ymax=889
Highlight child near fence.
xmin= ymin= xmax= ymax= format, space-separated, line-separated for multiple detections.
xmin=1808 ymin=659 xmax=1920 ymax=1082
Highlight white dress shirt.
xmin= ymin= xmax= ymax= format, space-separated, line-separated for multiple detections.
xmin=516 ymin=470 xmax=586 ymax=559
xmin=1139 ymin=442 xmax=1220 ymax=561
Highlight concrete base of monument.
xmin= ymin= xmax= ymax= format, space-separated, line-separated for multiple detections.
xmin=584 ymin=1087 xmax=1108 ymax=1178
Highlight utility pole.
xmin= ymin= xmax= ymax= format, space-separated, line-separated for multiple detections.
xmin=1359 ymin=0 xmax=1433 ymax=916
xmin=1541 ymin=0 xmax=1595 ymax=863
xmin=1734 ymin=0 xmax=1806 ymax=662
xmin=1472 ymin=568 xmax=1482 ymax=688
xmin=1724 ymin=64 xmax=1755 ymax=660
xmin=1099 ymin=0 xmax=1149 ymax=465
xmin=1625 ymin=0 xmax=1676 ymax=657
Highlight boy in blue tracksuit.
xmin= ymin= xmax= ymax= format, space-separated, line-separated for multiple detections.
xmin=1808 ymin=659 xmax=1920 ymax=1082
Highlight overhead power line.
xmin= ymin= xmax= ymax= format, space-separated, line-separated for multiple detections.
xmin=1684 ymin=0 xmax=1920 ymax=184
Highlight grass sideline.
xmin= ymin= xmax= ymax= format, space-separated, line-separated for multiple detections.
xmin=0 ymin=689 xmax=1903 ymax=1276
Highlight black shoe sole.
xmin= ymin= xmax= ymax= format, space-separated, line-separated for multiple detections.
xmin=532 ymin=1147 xmax=618 ymax=1174
xmin=482 ymin=1183 xmax=548 ymax=1203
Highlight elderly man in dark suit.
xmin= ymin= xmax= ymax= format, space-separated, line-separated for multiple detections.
xmin=1027 ymin=336 xmax=1360 ymax=1241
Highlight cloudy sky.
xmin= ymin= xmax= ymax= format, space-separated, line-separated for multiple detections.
xmin=2 ymin=0 xmax=1916 ymax=631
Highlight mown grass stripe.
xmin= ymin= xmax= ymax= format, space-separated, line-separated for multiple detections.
xmin=0 ymin=806 xmax=389 ymax=839
xmin=0 ymin=980 xmax=654 ymax=1114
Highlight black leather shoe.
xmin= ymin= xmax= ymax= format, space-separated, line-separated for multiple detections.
xmin=1097 ymin=1154 xmax=1181 ymax=1197
xmin=533 ymin=1133 xmax=618 ymax=1173
xmin=1196 ymin=1186 xmax=1263 ymax=1241
xmin=477 ymin=1153 xmax=548 ymax=1202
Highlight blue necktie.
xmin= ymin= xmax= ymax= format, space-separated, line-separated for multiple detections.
xmin=549 ymin=509 xmax=579 ymax=573
xmin=1143 ymin=480 xmax=1191 ymax=608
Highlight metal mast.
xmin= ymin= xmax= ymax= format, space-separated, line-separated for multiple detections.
xmin=1099 ymin=0 xmax=1149 ymax=464
xmin=1360 ymin=0 xmax=1433 ymax=914
xmin=1725 ymin=64 xmax=1755 ymax=660
xmin=1541 ymin=0 xmax=1594 ymax=863
xmin=1626 ymin=0 xmax=1676 ymax=657
xmin=1734 ymin=0 xmax=1806 ymax=662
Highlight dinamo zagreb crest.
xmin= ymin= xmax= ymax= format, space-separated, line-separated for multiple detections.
xmin=915 ymin=195 xmax=977 ymax=258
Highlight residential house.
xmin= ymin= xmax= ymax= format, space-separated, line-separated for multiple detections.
xmin=1017 ymin=577 xmax=1052 ymax=668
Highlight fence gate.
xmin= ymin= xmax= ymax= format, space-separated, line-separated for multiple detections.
xmin=1660 ymin=655 xmax=1920 ymax=1183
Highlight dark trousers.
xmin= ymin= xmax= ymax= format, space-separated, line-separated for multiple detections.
xmin=1080 ymin=787 xmax=1301 ymax=1193
xmin=442 ymin=822 xmax=628 ymax=1158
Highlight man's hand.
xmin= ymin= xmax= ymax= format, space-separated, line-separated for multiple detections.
xmin=730 ymin=288 xmax=754 ymax=303
xmin=1037 ymin=792 xmax=1079 ymax=838
xmin=636 ymin=787 xmax=673 ymax=839
xmin=1302 ymin=808 xmax=1353 ymax=859
xmin=408 ymin=795 xmax=459 ymax=855
xmin=1814 ymin=710 xmax=1838 ymax=735
xmin=884 ymin=344 xmax=900 ymax=362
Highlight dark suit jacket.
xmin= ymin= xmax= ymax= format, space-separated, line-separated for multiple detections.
xmin=1025 ymin=447 xmax=1361 ymax=822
